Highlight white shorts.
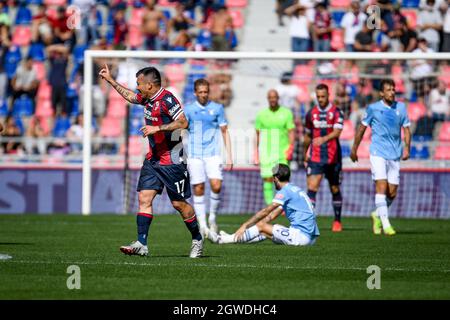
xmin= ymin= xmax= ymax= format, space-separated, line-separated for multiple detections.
xmin=187 ymin=156 xmax=223 ymax=185
xmin=272 ymin=225 xmax=316 ymax=246
xmin=369 ymin=155 xmax=400 ymax=185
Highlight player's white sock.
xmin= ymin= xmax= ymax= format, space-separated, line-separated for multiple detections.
xmin=209 ymin=191 xmax=220 ymax=226
xmin=237 ymin=225 xmax=261 ymax=243
xmin=193 ymin=195 xmax=207 ymax=230
xmin=375 ymin=194 xmax=392 ymax=229
xmin=247 ymin=235 xmax=267 ymax=243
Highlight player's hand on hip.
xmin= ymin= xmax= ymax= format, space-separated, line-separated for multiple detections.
xmin=140 ymin=125 xmax=160 ymax=137
xmin=350 ymin=149 xmax=358 ymax=162
xmin=402 ymin=148 xmax=410 ymax=161
xmin=99 ymin=63 xmax=113 ymax=82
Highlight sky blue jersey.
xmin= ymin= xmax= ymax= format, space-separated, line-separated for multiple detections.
xmin=273 ymin=183 xmax=320 ymax=238
xmin=184 ymin=100 xmax=228 ymax=158
xmin=361 ymin=100 xmax=410 ymax=161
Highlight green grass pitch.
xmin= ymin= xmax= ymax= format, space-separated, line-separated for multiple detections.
xmin=0 ymin=214 xmax=449 ymax=299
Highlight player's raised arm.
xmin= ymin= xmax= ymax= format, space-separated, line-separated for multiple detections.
xmin=235 ymin=202 xmax=282 ymax=241
xmin=99 ymin=64 xmax=139 ymax=104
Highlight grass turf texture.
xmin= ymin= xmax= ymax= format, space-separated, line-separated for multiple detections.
xmin=0 ymin=214 xmax=449 ymax=299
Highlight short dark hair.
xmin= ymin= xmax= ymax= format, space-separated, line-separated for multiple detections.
xmin=315 ymin=83 xmax=329 ymax=92
xmin=380 ymin=79 xmax=395 ymax=91
xmin=194 ymin=78 xmax=209 ymax=91
xmin=272 ymin=163 xmax=291 ymax=182
xmin=136 ymin=67 xmax=161 ymax=86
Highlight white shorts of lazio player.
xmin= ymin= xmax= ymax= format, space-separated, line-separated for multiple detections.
xmin=369 ymin=155 xmax=400 ymax=185
xmin=187 ymin=156 xmax=223 ymax=185
xmin=272 ymin=224 xmax=316 ymax=246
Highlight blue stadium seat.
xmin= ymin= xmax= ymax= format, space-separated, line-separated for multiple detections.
xmin=14 ymin=116 xmax=25 ymax=135
xmin=73 ymin=45 xmax=88 ymax=65
xmin=130 ymin=104 xmax=143 ymax=118
xmin=69 ymin=98 xmax=79 ymax=117
xmin=402 ymin=0 xmax=420 ymax=8
xmin=331 ymin=11 xmax=345 ymax=28
xmin=129 ymin=117 xmax=143 ymax=136
xmin=0 ymin=99 xmax=8 ymax=116
xmin=413 ymin=135 xmax=432 ymax=142
xmin=53 ymin=116 xmax=71 ymax=137
xmin=28 ymin=42 xmax=46 ymax=61
xmin=15 ymin=6 xmax=32 ymax=25
xmin=340 ymin=143 xmax=351 ymax=158
xmin=12 ymin=96 xmax=34 ymax=117
xmin=411 ymin=145 xmax=430 ymax=159
xmin=27 ymin=0 xmax=44 ymax=4
xmin=96 ymin=10 xmax=103 ymax=26
xmin=4 ymin=46 xmax=22 ymax=78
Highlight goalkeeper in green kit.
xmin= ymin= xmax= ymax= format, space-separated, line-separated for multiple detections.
xmin=254 ymin=89 xmax=296 ymax=205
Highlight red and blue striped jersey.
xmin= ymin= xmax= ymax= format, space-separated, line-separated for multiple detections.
xmin=304 ymin=103 xmax=344 ymax=164
xmin=136 ymin=87 xmax=184 ymax=165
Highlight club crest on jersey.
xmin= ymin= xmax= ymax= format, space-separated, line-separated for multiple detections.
xmin=154 ymin=101 xmax=160 ymax=110
xmin=329 ymin=112 xmax=334 ymax=120
xmin=275 ymin=193 xmax=284 ymax=200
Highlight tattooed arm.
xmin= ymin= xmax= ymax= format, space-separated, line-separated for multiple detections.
xmin=99 ymin=64 xmax=139 ymax=104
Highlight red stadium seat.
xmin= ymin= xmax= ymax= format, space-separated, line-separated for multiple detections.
xmin=33 ymin=62 xmax=46 ymax=81
xmin=330 ymin=0 xmax=352 ymax=8
xmin=108 ymin=84 xmax=127 ymax=102
xmin=439 ymin=66 xmax=450 ymax=89
xmin=407 ymin=102 xmax=426 ymax=122
xmin=331 ymin=29 xmax=344 ymax=51
xmin=35 ymin=98 xmax=54 ymax=117
xmin=158 ymin=0 xmax=177 ymax=7
xmin=99 ymin=117 xmax=123 ymax=138
xmin=363 ymin=126 xmax=372 ymax=141
xmin=293 ymin=65 xmax=314 ymax=86
xmin=46 ymin=7 xmax=58 ymax=20
xmin=226 ymin=0 xmax=248 ymax=8
xmin=120 ymin=136 xmax=144 ymax=156
xmin=392 ymin=64 xmax=405 ymax=93
xmin=12 ymin=26 xmax=32 ymax=46
xmin=296 ymin=84 xmax=311 ymax=103
xmin=434 ymin=145 xmax=450 ymax=160
xmin=128 ymin=25 xmax=143 ymax=49
xmin=37 ymin=81 xmax=52 ymax=100
xmin=401 ymin=9 xmax=417 ymax=29
xmin=357 ymin=141 xmax=370 ymax=159
xmin=438 ymin=122 xmax=450 ymax=142
xmin=107 ymin=99 xmax=127 ymax=118
xmin=340 ymin=120 xmax=355 ymax=140
xmin=164 ymin=63 xmax=185 ymax=84
xmin=229 ymin=10 xmax=244 ymax=28
xmin=129 ymin=8 xmax=145 ymax=27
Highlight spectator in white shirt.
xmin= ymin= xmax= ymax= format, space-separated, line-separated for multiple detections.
xmin=285 ymin=3 xmax=312 ymax=65
xmin=341 ymin=1 xmax=367 ymax=52
xmin=409 ymin=38 xmax=436 ymax=99
xmin=429 ymin=80 xmax=450 ymax=121
xmin=417 ymin=0 xmax=443 ymax=52
xmin=442 ymin=1 xmax=450 ymax=52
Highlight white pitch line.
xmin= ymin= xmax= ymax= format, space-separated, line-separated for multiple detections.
xmin=2 ymin=259 xmax=450 ymax=273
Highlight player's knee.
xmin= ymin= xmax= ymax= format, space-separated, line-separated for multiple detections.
xmin=387 ymin=189 xmax=397 ymax=199
xmin=193 ymin=184 xmax=205 ymax=196
xmin=210 ymin=181 xmax=221 ymax=193
xmin=171 ymin=200 xmax=190 ymax=213
xmin=138 ymin=193 xmax=153 ymax=209
xmin=330 ymin=185 xmax=340 ymax=194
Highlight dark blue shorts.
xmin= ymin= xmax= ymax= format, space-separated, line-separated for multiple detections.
xmin=306 ymin=161 xmax=342 ymax=186
xmin=137 ymin=159 xmax=191 ymax=201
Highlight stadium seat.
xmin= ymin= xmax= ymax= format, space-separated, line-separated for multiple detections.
xmin=401 ymin=9 xmax=417 ymax=28
xmin=330 ymin=0 xmax=352 ymax=8
xmin=226 ymin=0 xmax=248 ymax=8
xmin=33 ymin=62 xmax=46 ymax=81
xmin=363 ymin=126 xmax=372 ymax=141
xmin=411 ymin=144 xmax=430 ymax=159
xmin=15 ymin=6 xmax=32 ymax=25
xmin=73 ymin=45 xmax=88 ymax=65
xmin=120 ymin=136 xmax=144 ymax=155
xmin=44 ymin=0 xmax=67 ymax=5
xmin=107 ymin=99 xmax=127 ymax=118
xmin=402 ymin=0 xmax=420 ymax=8
xmin=129 ymin=8 xmax=145 ymax=27
xmin=229 ymin=10 xmax=244 ymax=29
xmin=52 ymin=116 xmax=71 ymax=137
xmin=128 ymin=25 xmax=143 ymax=49
xmin=407 ymin=102 xmax=426 ymax=122
xmin=27 ymin=0 xmax=44 ymax=4
xmin=340 ymin=143 xmax=351 ymax=158
xmin=130 ymin=104 xmax=143 ymax=118
xmin=331 ymin=11 xmax=345 ymax=28
xmin=12 ymin=26 xmax=32 ymax=47
xmin=434 ymin=145 xmax=450 ymax=160
xmin=331 ymin=29 xmax=344 ymax=51
xmin=14 ymin=116 xmax=25 ymax=135
xmin=12 ymin=96 xmax=34 ymax=117
xmin=37 ymin=82 xmax=52 ymax=100
xmin=438 ymin=122 xmax=450 ymax=142
xmin=296 ymin=84 xmax=310 ymax=103
xmin=157 ymin=0 xmax=176 ymax=7
xmin=392 ymin=64 xmax=405 ymax=93
xmin=129 ymin=117 xmax=143 ymax=136
xmin=293 ymin=65 xmax=314 ymax=86
xmin=99 ymin=117 xmax=123 ymax=138
xmin=340 ymin=120 xmax=355 ymax=140
xmin=28 ymin=42 xmax=46 ymax=62
xmin=357 ymin=141 xmax=370 ymax=159
xmin=164 ymin=63 xmax=185 ymax=84
xmin=35 ymin=98 xmax=54 ymax=117
xmin=108 ymin=85 xmax=127 ymax=102
xmin=4 ymin=46 xmax=22 ymax=78
xmin=438 ymin=66 xmax=450 ymax=89
xmin=0 ymin=99 xmax=8 ymax=116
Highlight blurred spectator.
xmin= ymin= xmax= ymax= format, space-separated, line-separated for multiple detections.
xmin=354 ymin=23 xmax=373 ymax=52
xmin=0 ymin=65 xmax=8 ymax=103
xmin=443 ymin=1 xmax=450 ymax=52
xmin=285 ymin=3 xmax=311 ymax=65
xmin=299 ymin=0 xmax=317 ymax=22
xmin=47 ymin=44 xmax=69 ymax=115
xmin=397 ymin=20 xmax=418 ymax=52
xmin=210 ymin=6 xmax=234 ymax=51
xmin=417 ymin=0 xmax=443 ymax=52
xmin=334 ymin=82 xmax=352 ymax=120
xmin=341 ymin=1 xmax=367 ymax=52
xmin=413 ymin=110 xmax=435 ymax=137
xmin=172 ymin=31 xmax=192 ymax=50
xmin=429 ymin=80 xmax=450 ymax=122
xmin=276 ymin=0 xmax=295 ymax=26
xmin=24 ymin=116 xmax=47 ymax=155
xmin=275 ymin=71 xmax=300 ymax=116
xmin=0 ymin=2 xmax=11 ymax=27
xmin=349 ymin=79 xmax=373 ymax=127
xmin=66 ymin=113 xmax=84 ymax=154
xmin=312 ymin=2 xmax=332 ymax=53
xmin=420 ymin=0 xmax=446 ymax=10
xmin=376 ymin=0 xmax=395 ymax=32
xmin=11 ymin=57 xmax=38 ymax=103
xmin=49 ymin=6 xmax=76 ymax=50
xmin=31 ymin=4 xmax=53 ymax=45
xmin=1 ymin=115 xmax=23 ymax=155
xmin=71 ymin=0 xmax=98 ymax=46
xmin=112 ymin=5 xmax=128 ymax=50
xmin=409 ymin=38 xmax=436 ymax=99
xmin=168 ymin=3 xmax=195 ymax=48
xmin=142 ymin=0 xmax=167 ymax=50
xmin=373 ymin=20 xmax=391 ymax=52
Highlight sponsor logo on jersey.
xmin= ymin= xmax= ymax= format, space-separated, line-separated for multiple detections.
xmin=169 ymin=104 xmax=181 ymax=116
xmin=144 ymin=108 xmax=158 ymax=121
xmin=313 ymin=120 xmax=333 ymax=128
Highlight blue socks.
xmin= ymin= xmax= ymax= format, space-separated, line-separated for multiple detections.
xmin=137 ymin=212 xmax=153 ymax=245
xmin=184 ymin=215 xmax=202 ymax=241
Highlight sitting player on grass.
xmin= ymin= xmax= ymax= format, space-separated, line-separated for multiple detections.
xmin=209 ymin=164 xmax=320 ymax=246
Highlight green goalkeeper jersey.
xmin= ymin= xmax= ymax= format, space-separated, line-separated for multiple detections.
xmin=255 ymin=106 xmax=295 ymax=165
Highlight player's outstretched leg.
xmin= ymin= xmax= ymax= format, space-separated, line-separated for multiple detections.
xmin=375 ymin=194 xmax=396 ymax=236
